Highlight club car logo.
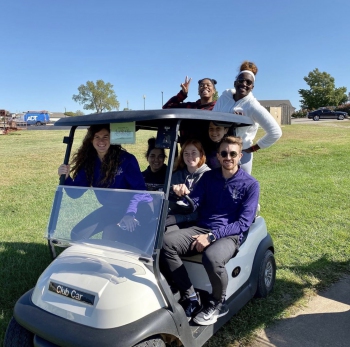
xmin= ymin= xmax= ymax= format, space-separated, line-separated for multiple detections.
xmin=49 ymin=281 xmax=95 ymax=305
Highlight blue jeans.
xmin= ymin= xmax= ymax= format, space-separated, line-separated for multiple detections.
xmin=161 ymin=226 xmax=239 ymax=302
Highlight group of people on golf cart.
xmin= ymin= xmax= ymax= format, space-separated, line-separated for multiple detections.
xmin=57 ymin=60 xmax=282 ymax=326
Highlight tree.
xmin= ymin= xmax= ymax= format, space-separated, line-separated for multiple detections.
xmin=213 ymin=91 xmax=219 ymax=101
xmin=298 ymin=69 xmax=347 ymax=110
xmin=64 ymin=111 xmax=76 ymax=117
xmin=72 ymin=80 xmax=120 ymax=113
xmin=64 ymin=110 xmax=85 ymax=117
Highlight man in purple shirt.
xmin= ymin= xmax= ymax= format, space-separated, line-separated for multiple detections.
xmin=161 ymin=136 xmax=259 ymax=325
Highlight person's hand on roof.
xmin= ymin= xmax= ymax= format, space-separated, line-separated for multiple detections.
xmin=180 ymin=76 xmax=192 ymax=95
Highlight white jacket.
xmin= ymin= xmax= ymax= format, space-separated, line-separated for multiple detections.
xmin=213 ymin=89 xmax=282 ymax=149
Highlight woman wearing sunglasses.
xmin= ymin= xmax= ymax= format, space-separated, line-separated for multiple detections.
xmin=213 ymin=61 xmax=282 ymax=174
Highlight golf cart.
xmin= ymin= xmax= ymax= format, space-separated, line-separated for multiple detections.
xmin=4 ymin=109 xmax=276 ymax=347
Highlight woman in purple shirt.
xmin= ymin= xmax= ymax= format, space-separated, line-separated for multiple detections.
xmin=58 ymin=124 xmax=151 ymax=240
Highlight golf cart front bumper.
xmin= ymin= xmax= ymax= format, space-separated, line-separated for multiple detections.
xmin=14 ymin=289 xmax=180 ymax=347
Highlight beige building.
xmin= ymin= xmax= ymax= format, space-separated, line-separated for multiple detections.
xmin=258 ymin=100 xmax=295 ymax=125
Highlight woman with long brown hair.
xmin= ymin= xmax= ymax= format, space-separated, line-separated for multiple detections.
xmin=58 ymin=124 xmax=145 ymax=189
xmin=58 ymin=124 xmax=149 ymax=239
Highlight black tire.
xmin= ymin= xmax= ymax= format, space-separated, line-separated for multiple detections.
xmin=338 ymin=115 xmax=344 ymax=120
xmin=313 ymin=115 xmax=320 ymax=121
xmin=3 ymin=317 xmax=34 ymax=347
xmin=255 ymin=250 xmax=276 ymax=298
xmin=36 ymin=121 xmax=42 ymax=126
xmin=133 ymin=335 xmax=166 ymax=347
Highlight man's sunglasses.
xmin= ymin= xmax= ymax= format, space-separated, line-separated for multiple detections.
xmin=220 ymin=150 xmax=238 ymax=158
xmin=236 ymin=78 xmax=253 ymax=86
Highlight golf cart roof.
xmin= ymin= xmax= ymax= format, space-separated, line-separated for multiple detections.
xmin=54 ymin=109 xmax=253 ymax=129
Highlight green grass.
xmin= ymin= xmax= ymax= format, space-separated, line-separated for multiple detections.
xmin=1 ymin=122 xmax=350 ymax=346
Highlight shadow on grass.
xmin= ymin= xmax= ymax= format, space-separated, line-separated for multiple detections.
xmin=204 ymin=257 xmax=350 ymax=347
xmin=0 ymin=241 xmax=52 ymax=343
xmin=279 ymin=256 xmax=350 ymax=291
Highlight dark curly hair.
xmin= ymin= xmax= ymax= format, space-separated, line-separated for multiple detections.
xmin=70 ymin=124 xmax=125 ymax=187
xmin=144 ymin=137 xmax=166 ymax=159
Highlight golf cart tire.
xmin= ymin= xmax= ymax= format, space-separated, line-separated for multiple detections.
xmin=3 ymin=317 xmax=34 ymax=347
xmin=255 ymin=250 xmax=276 ymax=298
xmin=133 ymin=335 xmax=165 ymax=347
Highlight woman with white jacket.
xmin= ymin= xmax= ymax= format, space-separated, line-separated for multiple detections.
xmin=213 ymin=61 xmax=282 ymax=174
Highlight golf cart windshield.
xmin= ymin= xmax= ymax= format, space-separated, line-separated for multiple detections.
xmin=46 ymin=186 xmax=164 ymax=259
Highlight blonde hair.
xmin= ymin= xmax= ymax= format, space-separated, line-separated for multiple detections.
xmin=218 ymin=136 xmax=243 ymax=152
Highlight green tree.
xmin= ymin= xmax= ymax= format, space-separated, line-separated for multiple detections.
xmin=213 ymin=91 xmax=219 ymax=101
xmin=72 ymin=80 xmax=120 ymax=113
xmin=298 ymin=69 xmax=347 ymax=109
xmin=64 ymin=111 xmax=76 ymax=117
xmin=75 ymin=110 xmax=84 ymax=116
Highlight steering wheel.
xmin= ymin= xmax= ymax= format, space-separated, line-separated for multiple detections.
xmin=168 ymin=191 xmax=195 ymax=215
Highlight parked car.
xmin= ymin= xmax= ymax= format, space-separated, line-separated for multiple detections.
xmin=307 ymin=108 xmax=348 ymax=121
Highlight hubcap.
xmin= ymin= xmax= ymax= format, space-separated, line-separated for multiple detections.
xmin=264 ymin=261 xmax=273 ymax=287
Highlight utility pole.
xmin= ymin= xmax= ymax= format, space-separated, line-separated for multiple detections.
xmin=161 ymin=91 xmax=163 ymax=107
xmin=143 ymin=95 xmax=146 ymax=110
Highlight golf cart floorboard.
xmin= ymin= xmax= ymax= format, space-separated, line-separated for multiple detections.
xmin=186 ymin=281 xmax=254 ymax=345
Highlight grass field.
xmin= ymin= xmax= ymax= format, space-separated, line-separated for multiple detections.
xmin=0 ymin=121 xmax=349 ymax=347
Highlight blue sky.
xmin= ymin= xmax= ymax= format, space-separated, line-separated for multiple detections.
xmin=1 ymin=0 xmax=349 ymax=114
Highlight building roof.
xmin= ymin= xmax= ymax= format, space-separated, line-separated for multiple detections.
xmin=50 ymin=112 xmax=66 ymax=118
xmin=259 ymin=100 xmax=295 ymax=108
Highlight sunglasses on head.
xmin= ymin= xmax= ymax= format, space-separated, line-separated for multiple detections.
xmin=236 ymin=78 xmax=253 ymax=86
xmin=220 ymin=150 xmax=238 ymax=158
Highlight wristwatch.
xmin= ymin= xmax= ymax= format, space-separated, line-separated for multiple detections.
xmin=208 ymin=233 xmax=216 ymax=243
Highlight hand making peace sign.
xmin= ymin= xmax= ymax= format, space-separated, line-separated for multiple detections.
xmin=180 ymin=76 xmax=192 ymax=94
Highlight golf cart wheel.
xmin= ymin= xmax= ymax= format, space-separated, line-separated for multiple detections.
xmin=255 ymin=250 xmax=276 ymax=298
xmin=3 ymin=317 xmax=34 ymax=347
xmin=133 ymin=335 xmax=166 ymax=347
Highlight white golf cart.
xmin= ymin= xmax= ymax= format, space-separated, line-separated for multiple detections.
xmin=4 ymin=109 xmax=276 ymax=347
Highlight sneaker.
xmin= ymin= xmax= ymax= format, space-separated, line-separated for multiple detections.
xmin=181 ymin=296 xmax=202 ymax=321
xmin=193 ymin=300 xmax=229 ymax=326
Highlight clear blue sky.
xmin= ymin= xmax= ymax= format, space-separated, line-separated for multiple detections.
xmin=1 ymin=0 xmax=349 ymax=114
